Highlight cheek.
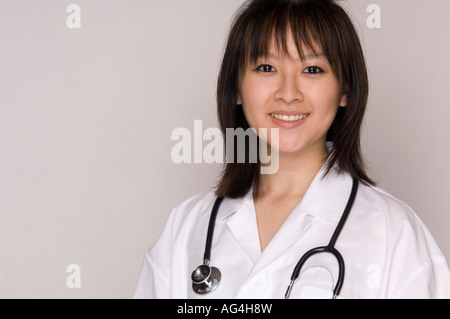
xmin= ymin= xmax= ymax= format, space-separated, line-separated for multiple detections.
xmin=313 ymin=101 xmax=340 ymax=134
xmin=309 ymin=82 xmax=342 ymax=116
xmin=242 ymin=106 xmax=266 ymax=131
xmin=240 ymin=81 xmax=270 ymax=125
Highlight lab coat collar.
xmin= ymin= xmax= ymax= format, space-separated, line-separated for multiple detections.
xmin=216 ymin=161 xmax=354 ymax=224
xmin=299 ymin=163 xmax=354 ymax=223
xmin=216 ymin=190 xmax=253 ymax=222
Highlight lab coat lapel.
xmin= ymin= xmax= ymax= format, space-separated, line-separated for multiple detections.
xmin=216 ymin=192 xmax=262 ymax=264
xmin=247 ymin=166 xmax=354 ymax=277
xmin=246 ymin=198 xmax=313 ymax=277
xmin=226 ymin=199 xmax=261 ymax=263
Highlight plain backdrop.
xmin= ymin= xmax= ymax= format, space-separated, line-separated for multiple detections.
xmin=1 ymin=0 xmax=449 ymax=298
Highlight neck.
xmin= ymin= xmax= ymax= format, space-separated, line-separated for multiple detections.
xmin=258 ymin=144 xmax=328 ymax=199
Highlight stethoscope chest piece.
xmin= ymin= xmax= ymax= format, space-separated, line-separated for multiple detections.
xmin=191 ymin=264 xmax=221 ymax=294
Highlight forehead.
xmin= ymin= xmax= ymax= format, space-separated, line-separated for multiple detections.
xmin=247 ymin=28 xmax=327 ymax=65
xmin=244 ymin=19 xmax=327 ymax=62
xmin=265 ymin=34 xmax=326 ymax=60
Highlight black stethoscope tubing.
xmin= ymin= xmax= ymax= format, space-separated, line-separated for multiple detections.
xmin=194 ymin=177 xmax=359 ymax=298
xmin=203 ymin=196 xmax=224 ymax=264
xmin=285 ymin=177 xmax=359 ymax=298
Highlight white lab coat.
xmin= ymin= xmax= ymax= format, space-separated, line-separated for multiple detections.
xmin=134 ymin=164 xmax=450 ymax=299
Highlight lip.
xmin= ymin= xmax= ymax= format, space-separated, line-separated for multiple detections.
xmin=269 ymin=111 xmax=310 ymax=129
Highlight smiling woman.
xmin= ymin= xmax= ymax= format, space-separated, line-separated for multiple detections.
xmin=134 ymin=0 xmax=450 ymax=299
xmin=216 ymin=0 xmax=373 ymax=200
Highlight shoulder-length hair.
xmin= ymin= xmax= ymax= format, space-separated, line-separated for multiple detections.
xmin=215 ymin=0 xmax=374 ymax=199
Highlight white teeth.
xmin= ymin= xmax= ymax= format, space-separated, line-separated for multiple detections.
xmin=271 ymin=113 xmax=307 ymax=122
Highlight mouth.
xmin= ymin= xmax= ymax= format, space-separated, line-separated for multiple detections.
xmin=270 ymin=113 xmax=309 ymax=122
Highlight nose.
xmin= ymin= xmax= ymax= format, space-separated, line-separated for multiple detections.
xmin=274 ymin=75 xmax=304 ymax=104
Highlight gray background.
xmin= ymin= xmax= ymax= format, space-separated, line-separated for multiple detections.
xmin=1 ymin=0 xmax=449 ymax=298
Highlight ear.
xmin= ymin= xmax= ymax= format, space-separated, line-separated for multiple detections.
xmin=237 ymin=94 xmax=242 ymax=105
xmin=339 ymin=93 xmax=348 ymax=108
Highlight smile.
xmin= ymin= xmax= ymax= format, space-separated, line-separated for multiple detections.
xmin=270 ymin=113 xmax=308 ymax=122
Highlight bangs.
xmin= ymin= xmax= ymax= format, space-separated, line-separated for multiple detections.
xmin=240 ymin=0 xmax=343 ymax=77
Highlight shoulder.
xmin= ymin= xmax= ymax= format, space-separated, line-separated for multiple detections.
xmin=146 ymin=190 xmax=217 ymax=261
xmin=171 ymin=190 xmax=217 ymax=220
xmin=160 ymin=190 xmax=220 ymax=237
xmin=356 ymin=182 xmax=425 ymax=232
xmin=355 ymin=182 xmax=444 ymax=258
xmin=356 ymin=182 xmax=420 ymax=223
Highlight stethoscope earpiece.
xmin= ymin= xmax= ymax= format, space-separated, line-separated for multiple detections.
xmin=191 ymin=263 xmax=221 ymax=294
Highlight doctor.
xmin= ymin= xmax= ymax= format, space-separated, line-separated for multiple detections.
xmin=135 ymin=0 xmax=450 ymax=298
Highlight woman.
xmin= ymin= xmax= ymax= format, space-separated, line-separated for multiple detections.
xmin=135 ymin=0 xmax=450 ymax=298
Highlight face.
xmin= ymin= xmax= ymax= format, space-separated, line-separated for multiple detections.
xmin=237 ymin=33 xmax=347 ymax=158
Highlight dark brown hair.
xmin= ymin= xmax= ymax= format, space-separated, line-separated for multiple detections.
xmin=215 ymin=0 xmax=374 ymax=199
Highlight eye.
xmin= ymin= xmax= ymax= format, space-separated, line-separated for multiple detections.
xmin=256 ymin=64 xmax=276 ymax=73
xmin=303 ymin=66 xmax=324 ymax=74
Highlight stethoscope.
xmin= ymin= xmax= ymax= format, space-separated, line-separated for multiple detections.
xmin=191 ymin=177 xmax=359 ymax=299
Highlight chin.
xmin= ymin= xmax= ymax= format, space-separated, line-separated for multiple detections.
xmin=269 ymin=142 xmax=306 ymax=155
xmin=273 ymin=135 xmax=305 ymax=151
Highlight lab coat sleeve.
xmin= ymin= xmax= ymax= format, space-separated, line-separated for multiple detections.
xmin=133 ymin=248 xmax=170 ymax=298
xmin=393 ymin=255 xmax=450 ymax=299
xmin=386 ymin=205 xmax=450 ymax=299
xmin=134 ymin=207 xmax=176 ymax=299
